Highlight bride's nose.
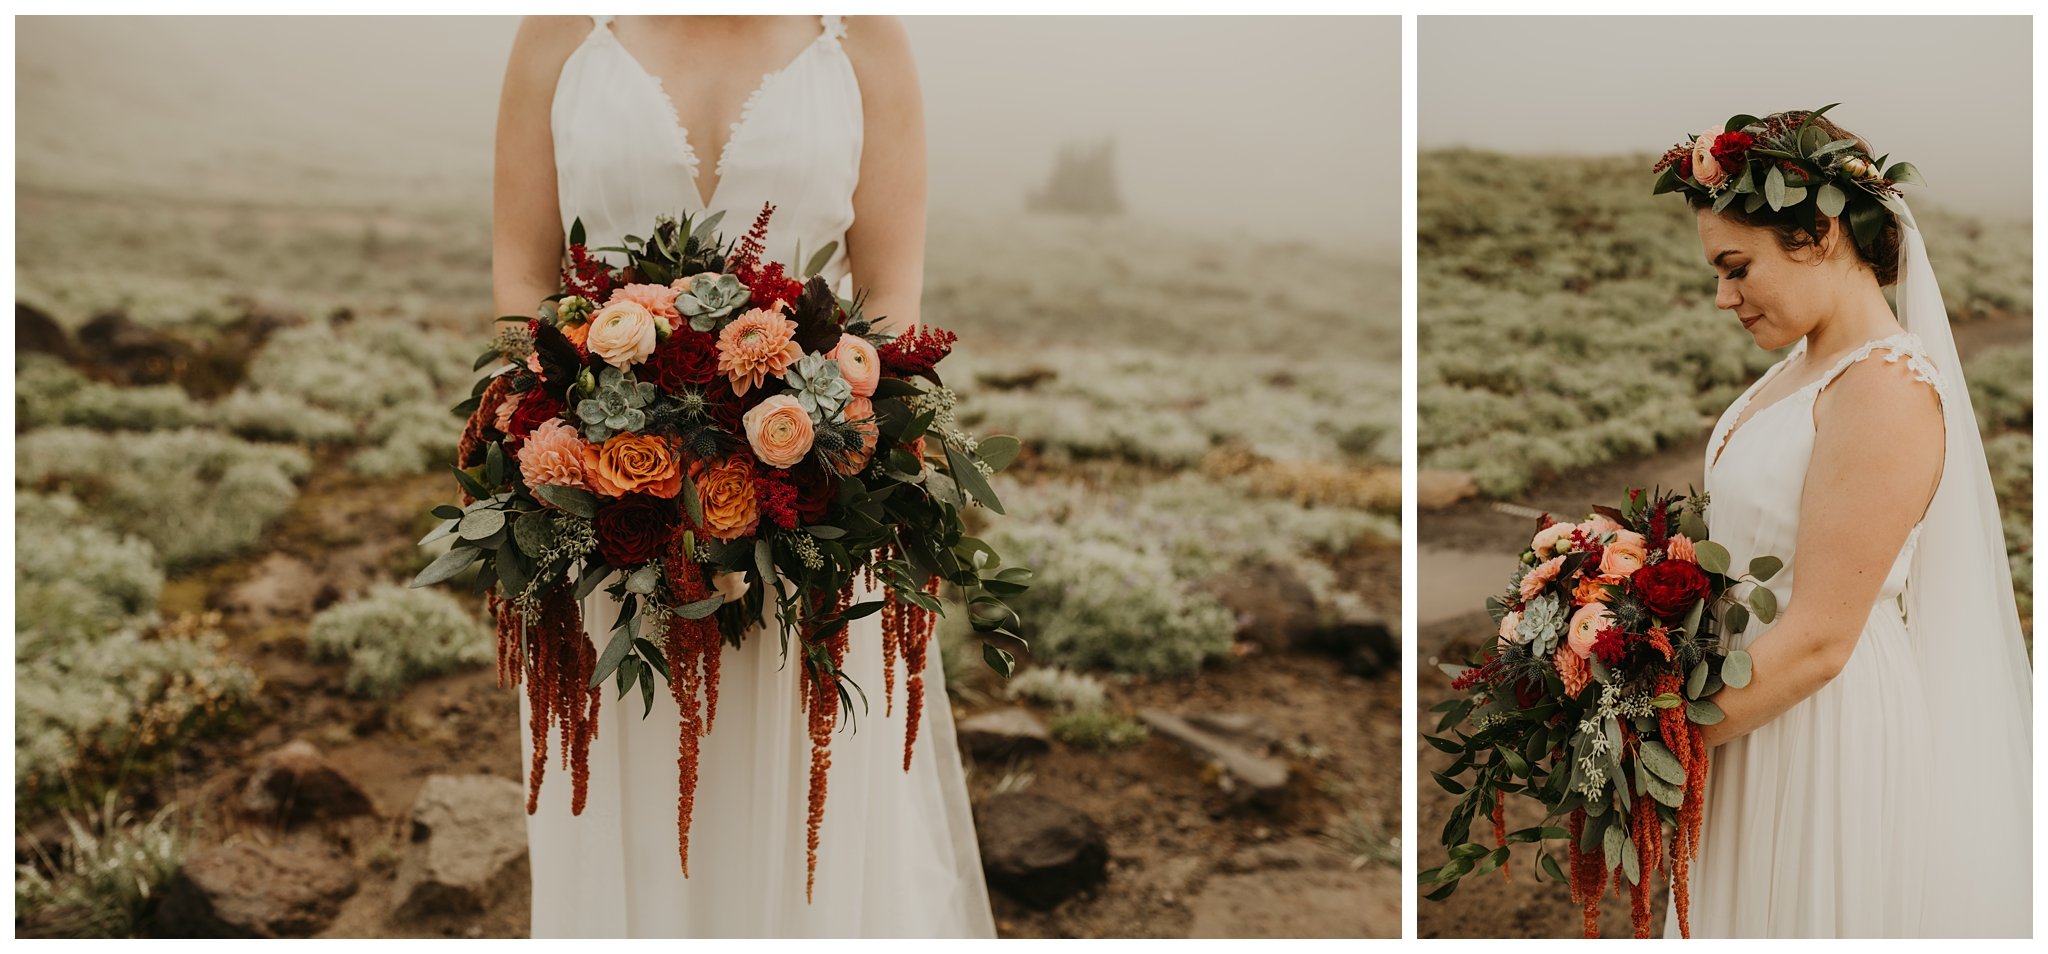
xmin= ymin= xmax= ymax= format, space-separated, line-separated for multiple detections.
xmin=1715 ymin=278 xmax=1741 ymax=311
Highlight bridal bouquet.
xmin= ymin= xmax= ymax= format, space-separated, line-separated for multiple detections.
xmin=1421 ymin=488 xmax=1773 ymax=938
xmin=414 ymin=203 xmax=1030 ymax=896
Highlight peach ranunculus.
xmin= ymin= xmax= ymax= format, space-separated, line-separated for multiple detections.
xmin=1519 ymin=555 xmax=1566 ymax=600
xmin=586 ymin=299 xmax=660 ymax=369
xmin=1666 ymin=533 xmax=1698 ymax=564
xmin=742 ymin=395 xmax=815 ymax=469
xmin=609 ymin=283 xmax=680 ymax=334
xmin=589 ymin=432 xmax=682 ymax=498
xmin=828 ymin=334 xmax=881 ymax=398
xmin=1574 ymin=574 xmax=1623 ymax=606
xmin=690 ymin=454 xmax=760 ymax=542
xmin=1692 ymin=127 xmax=1727 ymax=189
xmin=494 ymin=390 xmax=524 ymax=434
xmin=835 ymin=396 xmax=881 ymax=477
xmin=1567 ymin=602 xmax=1613 ymax=660
xmin=1530 ymin=521 xmax=1573 ymax=556
xmin=715 ymin=306 xmax=803 ymax=396
xmin=1600 ymin=530 xmax=1649 ymax=578
xmin=516 ymin=419 xmax=597 ymax=494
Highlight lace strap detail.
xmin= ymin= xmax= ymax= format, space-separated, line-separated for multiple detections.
xmin=820 ymin=15 xmax=846 ymax=42
xmin=588 ymin=14 xmax=614 ymax=30
xmin=1815 ymin=332 xmax=1945 ymax=401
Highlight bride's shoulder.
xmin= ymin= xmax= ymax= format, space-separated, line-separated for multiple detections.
xmin=508 ymin=16 xmax=598 ymax=65
xmin=839 ymin=16 xmax=915 ymax=71
xmin=1812 ymin=334 xmax=1946 ymax=431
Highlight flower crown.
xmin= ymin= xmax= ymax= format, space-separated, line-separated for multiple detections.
xmin=1652 ymin=104 xmax=1921 ymax=258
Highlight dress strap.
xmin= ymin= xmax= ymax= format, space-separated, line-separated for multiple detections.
xmin=589 ymin=14 xmax=614 ymax=31
xmin=1815 ymin=332 xmax=1944 ymax=400
xmin=820 ymin=15 xmax=846 ymax=42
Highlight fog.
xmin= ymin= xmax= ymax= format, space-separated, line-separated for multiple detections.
xmin=1419 ymin=16 xmax=2032 ymax=221
xmin=15 ymin=15 xmax=1399 ymax=254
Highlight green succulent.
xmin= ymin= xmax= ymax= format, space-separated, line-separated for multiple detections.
xmin=575 ymin=366 xmax=659 ymax=442
xmin=676 ymin=273 xmax=752 ymax=331
xmin=783 ymin=352 xmax=852 ymax=422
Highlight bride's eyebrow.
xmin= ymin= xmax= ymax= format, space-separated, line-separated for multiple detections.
xmin=1711 ymin=250 xmax=1743 ymax=267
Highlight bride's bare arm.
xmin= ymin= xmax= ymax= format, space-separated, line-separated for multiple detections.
xmin=840 ymin=16 xmax=928 ymax=336
xmin=1699 ymin=354 xmax=1945 ymax=749
xmin=492 ymin=17 xmax=586 ymax=329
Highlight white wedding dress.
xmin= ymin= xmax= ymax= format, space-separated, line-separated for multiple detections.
xmin=518 ymin=14 xmax=995 ymax=938
xmin=1670 ymin=199 xmax=2032 ymax=937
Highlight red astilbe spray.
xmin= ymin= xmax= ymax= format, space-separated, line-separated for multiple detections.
xmin=562 ymin=243 xmax=615 ymax=302
xmin=658 ymin=542 xmax=725 ymax=877
xmin=876 ymin=326 xmax=958 ymax=378
xmin=512 ymin=581 xmax=597 ymax=816
xmin=728 ymin=202 xmax=776 ymax=279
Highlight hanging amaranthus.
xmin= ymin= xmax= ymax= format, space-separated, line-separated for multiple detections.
xmin=882 ymin=571 xmax=942 ymax=771
xmin=799 ymin=580 xmax=855 ymax=902
xmin=512 ymin=581 xmax=597 ymax=816
xmin=658 ymin=543 xmax=725 ymax=877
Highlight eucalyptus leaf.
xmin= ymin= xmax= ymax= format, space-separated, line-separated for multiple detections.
xmin=975 ymin=435 xmax=1023 ymax=473
xmin=1638 ymin=741 xmax=1685 ymax=784
xmin=1748 ymin=585 xmax=1778 ymax=624
xmin=1884 ymin=161 xmax=1924 ymax=186
xmin=1540 ymin=853 xmax=1567 ymax=884
xmin=589 ymin=624 xmax=635 ymax=690
xmin=943 ymin=439 xmax=1005 ymax=515
xmin=625 ymin=564 xmax=661 ymax=595
xmin=1725 ymin=599 xmax=1751 ymax=636
xmin=1686 ymin=699 xmax=1726 ymax=725
xmin=534 ymin=484 xmax=597 ymax=519
xmin=1816 ymin=182 xmax=1847 ymax=218
xmin=1602 ymin=822 xmax=1626 ymax=872
xmin=411 ymin=544 xmax=481 ymax=587
xmin=1722 ymin=649 xmax=1754 ymax=689
xmin=458 ymin=508 xmax=506 ymax=541
xmin=418 ymin=517 xmax=459 ymax=548
xmin=1686 ymin=661 xmax=1709 ymax=700
xmin=1692 ymin=540 xmax=1731 ymax=575
xmin=1764 ymin=164 xmax=1787 ymax=210
xmin=676 ymin=595 xmax=725 ymax=620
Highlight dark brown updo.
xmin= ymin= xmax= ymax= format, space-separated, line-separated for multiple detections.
xmin=1687 ymin=110 xmax=1904 ymax=286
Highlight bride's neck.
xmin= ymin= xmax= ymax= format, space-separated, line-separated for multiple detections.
xmin=1803 ymin=280 xmax=1903 ymax=361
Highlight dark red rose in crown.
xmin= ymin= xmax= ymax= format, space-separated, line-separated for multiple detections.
xmin=594 ymin=494 xmax=676 ymax=566
xmin=507 ymin=386 xmax=566 ymax=440
xmin=1709 ymin=130 xmax=1755 ymax=169
xmin=645 ymin=330 xmax=720 ymax=390
xmin=1631 ymin=558 xmax=1712 ymax=618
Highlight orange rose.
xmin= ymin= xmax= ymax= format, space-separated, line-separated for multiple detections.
xmin=690 ymin=454 xmax=759 ymax=541
xmin=1573 ymin=574 xmax=1623 ymax=606
xmin=589 ymin=433 xmax=682 ymax=498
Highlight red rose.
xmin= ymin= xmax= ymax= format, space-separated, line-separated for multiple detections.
xmin=645 ymin=330 xmax=719 ymax=391
xmin=705 ymin=383 xmax=770 ymax=436
xmin=1678 ymin=154 xmax=1694 ymax=180
xmin=507 ymin=387 xmax=565 ymax=440
xmin=593 ymin=493 xmax=676 ymax=567
xmin=1631 ymin=559 xmax=1712 ymax=619
xmin=785 ymin=461 xmax=838 ymax=524
xmin=1709 ymin=130 xmax=1754 ymax=169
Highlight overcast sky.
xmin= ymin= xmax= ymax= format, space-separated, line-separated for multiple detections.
xmin=1419 ymin=16 xmax=2032 ymax=220
xmin=16 ymin=15 xmax=1399 ymax=252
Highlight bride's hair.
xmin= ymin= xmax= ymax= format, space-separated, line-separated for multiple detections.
xmin=1686 ymin=110 xmax=1904 ymax=286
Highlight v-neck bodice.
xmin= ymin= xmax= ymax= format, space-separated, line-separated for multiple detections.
xmin=551 ymin=14 xmax=864 ymax=290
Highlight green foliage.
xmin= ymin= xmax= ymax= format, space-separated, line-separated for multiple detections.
xmin=15 ymin=355 xmax=205 ymax=432
xmin=1418 ymin=148 xmax=2031 ymax=496
xmin=306 ymin=583 xmax=493 ymax=699
xmin=210 ymin=388 xmax=358 ymax=445
xmin=14 ymin=492 xmax=165 ymax=656
xmin=1050 ymin=708 xmax=1149 ymax=751
xmin=16 ymin=427 xmax=310 ymax=569
xmin=15 ymin=794 xmax=191 ymax=938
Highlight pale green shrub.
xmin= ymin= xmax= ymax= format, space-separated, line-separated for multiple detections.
xmin=15 ymin=794 xmax=191 ymax=938
xmin=15 ymin=427 xmax=310 ymax=569
xmin=15 ymin=357 xmax=204 ymax=433
xmin=14 ymin=492 xmax=164 ymax=657
xmin=306 ymin=583 xmax=492 ymax=698
xmin=1050 ymin=708 xmax=1149 ymax=751
xmin=210 ymin=388 xmax=358 ymax=445
xmin=348 ymin=401 xmax=461 ymax=477
xmin=994 ymin=530 xmax=1234 ymax=678
xmin=1003 ymin=665 xmax=1108 ymax=712
xmin=16 ymin=624 xmax=258 ymax=796
xmin=1967 ymin=346 xmax=2032 ymax=433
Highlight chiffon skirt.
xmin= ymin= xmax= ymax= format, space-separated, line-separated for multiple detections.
xmin=519 ymin=568 xmax=996 ymax=938
xmin=1665 ymin=598 xmax=1933 ymax=938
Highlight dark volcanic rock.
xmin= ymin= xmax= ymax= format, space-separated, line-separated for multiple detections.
xmin=975 ymin=792 xmax=1109 ymax=910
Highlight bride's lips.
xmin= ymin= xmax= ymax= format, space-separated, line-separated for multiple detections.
xmin=1738 ymin=314 xmax=1762 ymax=330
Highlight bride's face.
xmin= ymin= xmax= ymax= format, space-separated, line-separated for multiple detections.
xmin=1695 ymin=210 xmax=1836 ymax=351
